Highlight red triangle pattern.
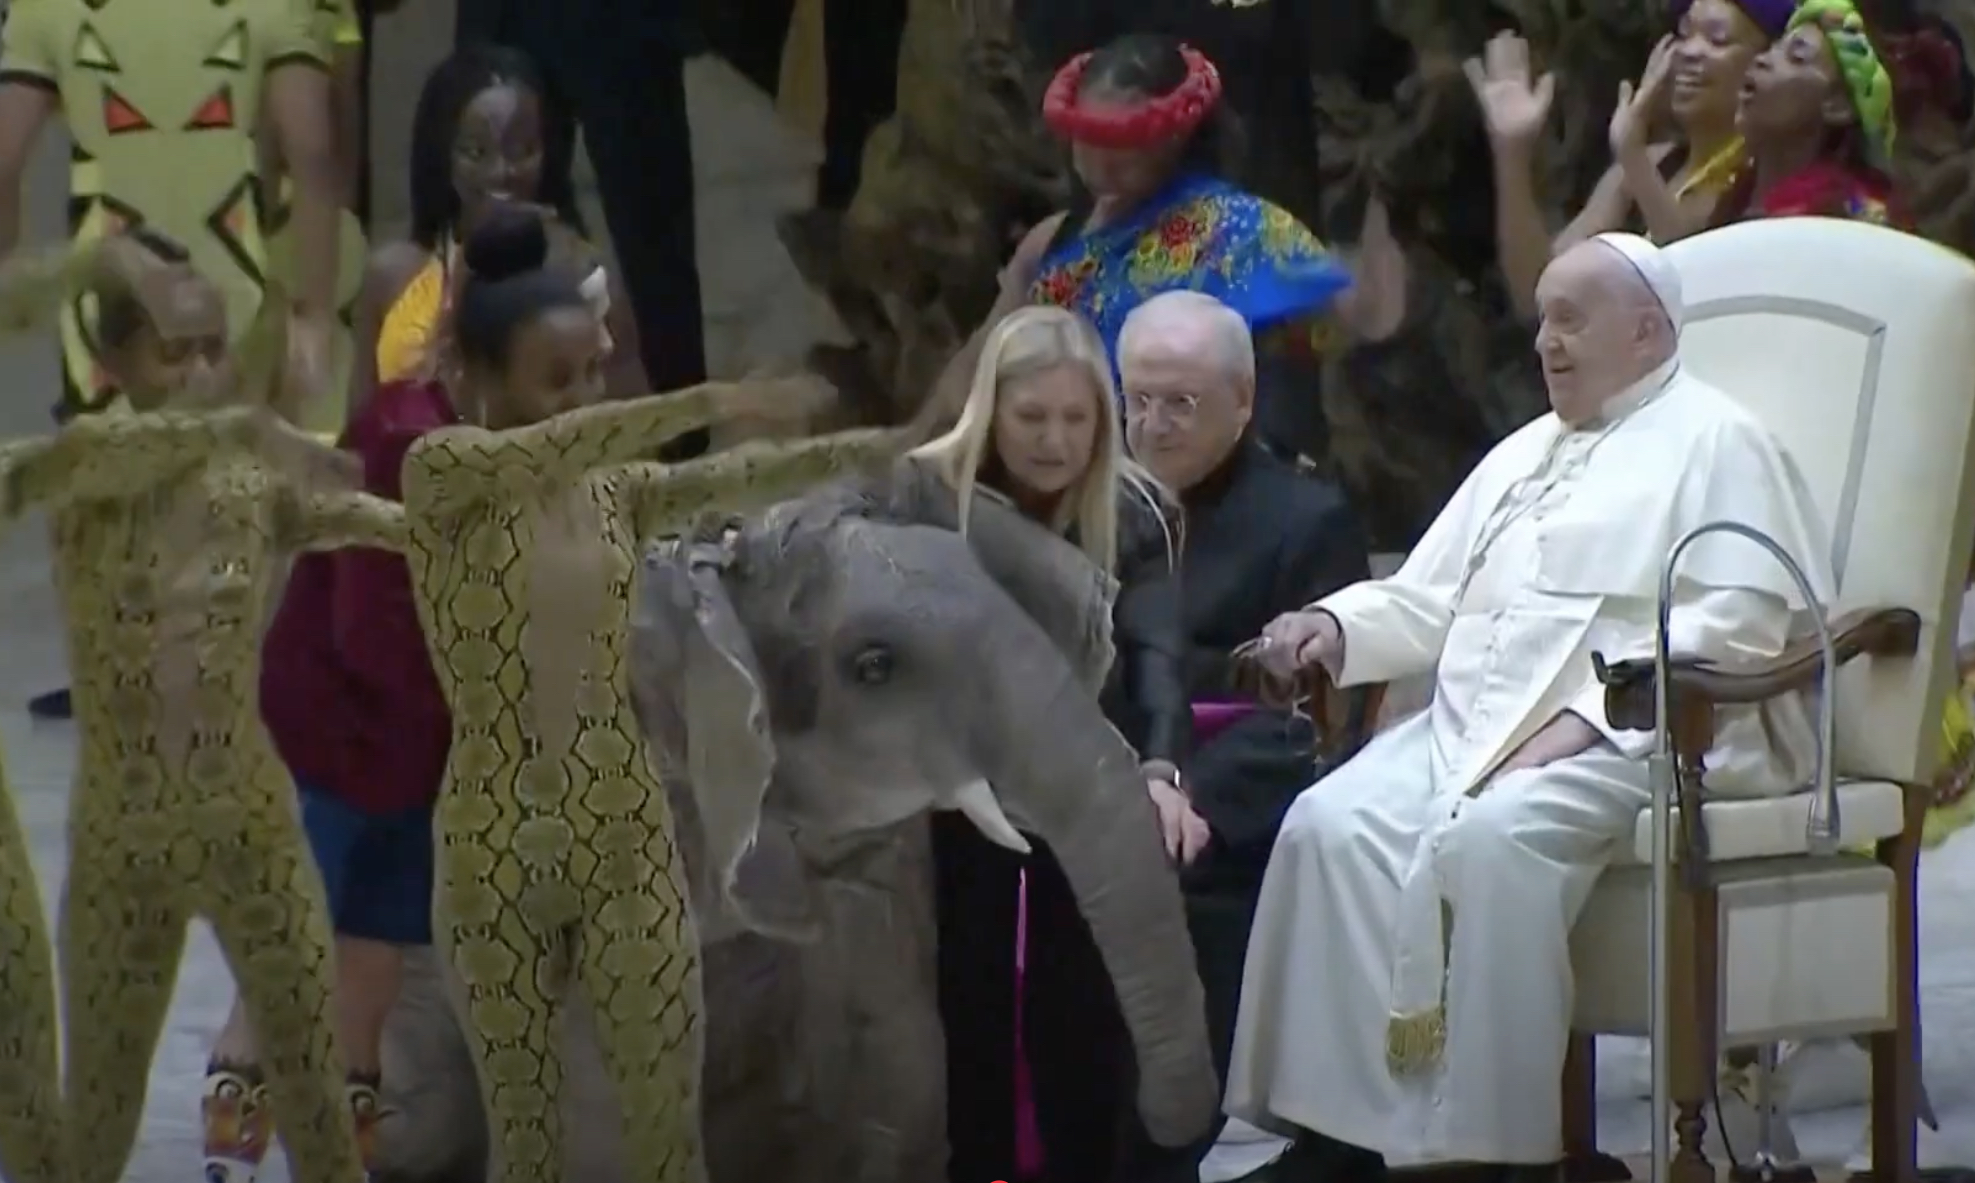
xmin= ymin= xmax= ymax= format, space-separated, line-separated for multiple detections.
xmin=101 ymin=86 xmax=149 ymax=134
xmin=184 ymin=84 xmax=234 ymax=130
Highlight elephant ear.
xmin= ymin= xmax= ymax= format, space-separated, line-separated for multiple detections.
xmin=632 ymin=541 xmax=820 ymax=943
xmin=883 ymin=457 xmax=1119 ymax=691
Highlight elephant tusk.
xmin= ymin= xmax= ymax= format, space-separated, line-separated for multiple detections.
xmin=951 ymin=779 xmax=1031 ymax=854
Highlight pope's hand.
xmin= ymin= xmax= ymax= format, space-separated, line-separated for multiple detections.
xmin=1495 ymin=711 xmax=1606 ymax=776
xmin=1252 ymin=610 xmax=1342 ymax=681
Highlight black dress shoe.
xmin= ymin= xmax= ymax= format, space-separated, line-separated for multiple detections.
xmin=1257 ymin=1133 xmax=1387 ymax=1183
xmin=27 ymin=688 xmax=71 ymax=720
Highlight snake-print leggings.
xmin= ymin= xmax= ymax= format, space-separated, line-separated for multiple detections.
xmin=436 ymin=771 xmax=705 ymax=1183
xmin=0 ymin=757 xmax=63 ymax=1183
xmin=60 ymin=741 xmax=367 ymax=1183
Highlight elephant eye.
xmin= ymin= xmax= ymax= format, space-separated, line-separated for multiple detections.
xmin=849 ymin=644 xmax=895 ymax=686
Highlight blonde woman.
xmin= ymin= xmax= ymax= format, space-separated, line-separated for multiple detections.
xmin=903 ymin=304 xmax=1193 ymax=1183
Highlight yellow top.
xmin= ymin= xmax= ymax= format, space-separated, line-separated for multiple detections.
xmin=333 ymin=0 xmax=362 ymax=45
xmin=374 ymin=253 xmax=445 ymax=383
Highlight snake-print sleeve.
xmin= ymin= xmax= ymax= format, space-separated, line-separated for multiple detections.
xmin=403 ymin=378 xmax=825 ymax=517
xmin=621 ymin=426 xmax=912 ymax=540
xmin=7 ymin=408 xmax=262 ymax=512
xmin=276 ymin=489 xmax=407 ymax=553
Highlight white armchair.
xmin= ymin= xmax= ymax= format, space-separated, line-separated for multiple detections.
xmin=1562 ymin=217 xmax=1975 ymax=1183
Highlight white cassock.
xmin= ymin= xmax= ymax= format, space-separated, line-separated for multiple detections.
xmin=1223 ymin=358 xmax=1835 ymax=1167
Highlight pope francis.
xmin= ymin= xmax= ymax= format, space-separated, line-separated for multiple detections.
xmin=1223 ymin=233 xmax=1834 ymax=1179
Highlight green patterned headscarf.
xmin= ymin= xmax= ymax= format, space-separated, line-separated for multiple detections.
xmin=1789 ymin=0 xmax=1897 ymax=162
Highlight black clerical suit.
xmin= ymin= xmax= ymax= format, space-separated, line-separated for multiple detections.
xmin=934 ymin=487 xmax=1190 ymax=1183
xmin=1175 ymin=436 xmax=1369 ymax=1066
xmin=1122 ymin=433 xmax=1371 ymax=1181
xmin=454 ymin=0 xmax=708 ymax=411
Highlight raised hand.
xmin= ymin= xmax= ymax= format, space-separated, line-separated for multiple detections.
xmin=1463 ymin=32 xmax=1556 ymax=148
xmin=1610 ymin=35 xmax=1677 ymax=161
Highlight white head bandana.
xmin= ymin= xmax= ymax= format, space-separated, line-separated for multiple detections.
xmin=1592 ymin=231 xmax=1684 ymax=335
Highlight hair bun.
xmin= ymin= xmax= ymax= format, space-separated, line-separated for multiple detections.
xmin=462 ymin=205 xmax=548 ymax=282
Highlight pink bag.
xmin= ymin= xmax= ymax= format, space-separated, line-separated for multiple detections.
xmin=1014 ymin=869 xmax=1045 ymax=1178
xmin=1192 ymin=700 xmax=1257 ymax=746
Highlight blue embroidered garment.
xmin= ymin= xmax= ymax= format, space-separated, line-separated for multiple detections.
xmin=1028 ymin=172 xmax=1352 ymax=361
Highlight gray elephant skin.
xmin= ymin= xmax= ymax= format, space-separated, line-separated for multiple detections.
xmin=367 ymin=483 xmax=1220 ymax=1183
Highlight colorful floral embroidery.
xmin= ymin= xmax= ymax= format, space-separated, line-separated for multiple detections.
xmin=1027 ymin=172 xmax=1351 ymax=369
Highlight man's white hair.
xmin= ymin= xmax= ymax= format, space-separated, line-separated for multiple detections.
xmin=1117 ymin=290 xmax=1256 ymax=386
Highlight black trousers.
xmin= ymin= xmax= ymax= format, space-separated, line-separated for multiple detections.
xmin=712 ymin=0 xmax=907 ymax=211
xmin=933 ymin=817 xmax=1240 ymax=1183
xmin=934 ymin=814 xmax=1136 ymax=1183
xmin=454 ymin=3 xmax=708 ymax=407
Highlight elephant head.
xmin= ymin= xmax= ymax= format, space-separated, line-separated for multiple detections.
xmin=629 ymin=483 xmax=1218 ymax=1148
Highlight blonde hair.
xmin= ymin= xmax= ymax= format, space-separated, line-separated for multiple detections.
xmin=910 ymin=304 xmax=1167 ymax=573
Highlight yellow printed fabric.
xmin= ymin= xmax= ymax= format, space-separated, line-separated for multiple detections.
xmin=0 ymin=0 xmax=61 ymax=82
xmin=332 ymin=0 xmax=363 ymax=47
xmin=12 ymin=0 xmax=334 ymax=418
xmin=1928 ymin=665 xmax=1975 ymax=846
xmin=374 ymin=254 xmax=445 ymax=383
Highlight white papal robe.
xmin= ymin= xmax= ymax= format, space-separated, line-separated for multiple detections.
xmin=1223 ymin=360 xmax=1835 ymax=1167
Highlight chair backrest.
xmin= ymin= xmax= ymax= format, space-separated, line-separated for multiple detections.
xmin=1665 ymin=217 xmax=1975 ymax=782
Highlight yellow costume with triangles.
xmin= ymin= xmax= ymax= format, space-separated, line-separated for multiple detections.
xmin=0 ymin=0 xmax=356 ymax=431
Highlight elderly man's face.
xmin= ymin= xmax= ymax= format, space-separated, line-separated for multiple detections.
xmin=1123 ymin=337 xmax=1252 ymax=491
xmin=1532 ymin=246 xmax=1661 ymax=424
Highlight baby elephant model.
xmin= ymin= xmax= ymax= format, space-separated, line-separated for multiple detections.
xmin=365 ymin=483 xmax=1220 ymax=1183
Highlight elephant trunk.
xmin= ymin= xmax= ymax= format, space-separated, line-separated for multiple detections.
xmin=981 ymin=640 xmax=1220 ymax=1148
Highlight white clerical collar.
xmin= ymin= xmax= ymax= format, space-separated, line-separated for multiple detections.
xmin=1576 ymin=358 xmax=1679 ymax=431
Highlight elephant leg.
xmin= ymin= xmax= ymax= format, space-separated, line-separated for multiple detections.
xmin=201 ymin=777 xmax=366 ymax=1183
xmin=57 ymin=813 xmax=191 ymax=1183
xmin=0 ymin=779 xmax=62 ymax=1183
xmin=437 ymin=837 xmax=571 ymax=1183
xmin=574 ymin=849 xmax=705 ymax=1183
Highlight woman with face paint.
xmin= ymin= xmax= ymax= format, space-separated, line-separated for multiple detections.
xmin=349 ymin=46 xmax=647 ymax=419
xmin=1468 ymin=0 xmax=1792 ymax=318
xmin=935 ymin=34 xmax=1405 ymax=470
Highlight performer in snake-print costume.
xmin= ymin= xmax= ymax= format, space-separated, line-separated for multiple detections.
xmin=0 ymin=236 xmax=128 ymax=1183
xmin=0 ymin=477 xmax=63 ymax=1183
xmin=0 ymin=230 xmax=391 ymax=1183
xmin=399 ymin=208 xmax=919 ymax=1183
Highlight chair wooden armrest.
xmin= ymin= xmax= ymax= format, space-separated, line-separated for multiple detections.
xmin=1228 ymin=646 xmax=1385 ymax=761
xmin=1591 ymin=607 xmax=1922 ymax=732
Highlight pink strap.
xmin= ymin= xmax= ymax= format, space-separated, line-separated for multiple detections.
xmin=1014 ymin=869 xmax=1046 ymax=1177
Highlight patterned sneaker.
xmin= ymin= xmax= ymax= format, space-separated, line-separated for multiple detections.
xmin=201 ymin=1063 xmax=273 ymax=1183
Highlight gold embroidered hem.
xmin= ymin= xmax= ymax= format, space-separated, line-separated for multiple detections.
xmin=1385 ymin=1007 xmax=1448 ymax=1076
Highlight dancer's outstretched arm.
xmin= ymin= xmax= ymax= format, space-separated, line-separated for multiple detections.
xmin=3 ymin=407 xmax=290 ymax=515
xmin=403 ymin=376 xmax=833 ymax=517
xmin=276 ymin=489 xmax=406 ymax=553
xmin=622 ymin=425 xmax=918 ymax=541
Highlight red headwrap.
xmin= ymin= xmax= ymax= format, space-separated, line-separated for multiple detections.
xmin=1041 ymin=44 xmax=1223 ymax=149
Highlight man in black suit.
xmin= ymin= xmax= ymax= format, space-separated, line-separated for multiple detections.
xmin=1120 ymin=289 xmax=1371 ymax=1179
xmin=454 ymin=0 xmax=708 ymax=449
